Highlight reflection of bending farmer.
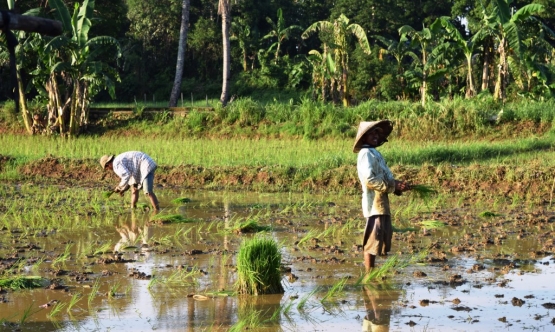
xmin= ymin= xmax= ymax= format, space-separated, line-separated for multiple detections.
xmin=100 ymin=151 xmax=160 ymax=211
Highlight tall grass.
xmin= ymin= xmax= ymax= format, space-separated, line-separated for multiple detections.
xmin=235 ymin=236 xmax=284 ymax=295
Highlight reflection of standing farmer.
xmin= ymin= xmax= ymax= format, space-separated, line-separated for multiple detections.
xmin=100 ymin=151 xmax=160 ymax=211
xmin=361 ymin=285 xmax=398 ymax=332
xmin=354 ymin=121 xmax=410 ymax=272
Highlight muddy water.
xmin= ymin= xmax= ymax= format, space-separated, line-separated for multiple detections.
xmin=1 ymin=187 xmax=555 ymax=331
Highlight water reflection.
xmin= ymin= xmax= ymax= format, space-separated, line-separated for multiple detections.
xmin=114 ymin=211 xmax=152 ymax=257
xmin=361 ymin=284 xmax=401 ymax=332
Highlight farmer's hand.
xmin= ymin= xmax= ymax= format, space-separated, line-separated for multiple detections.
xmin=395 ymin=180 xmax=411 ymax=193
xmin=114 ymin=186 xmax=124 ymax=197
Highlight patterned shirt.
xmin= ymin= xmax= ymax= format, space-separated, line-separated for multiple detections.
xmin=357 ymin=145 xmax=396 ymax=217
xmin=113 ymin=151 xmax=157 ymax=191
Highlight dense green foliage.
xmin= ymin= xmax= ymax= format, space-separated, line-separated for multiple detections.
xmin=1 ymin=0 xmax=554 ymax=107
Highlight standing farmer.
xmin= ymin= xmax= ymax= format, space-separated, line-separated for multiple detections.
xmin=100 ymin=151 xmax=160 ymax=211
xmin=354 ymin=120 xmax=410 ymax=272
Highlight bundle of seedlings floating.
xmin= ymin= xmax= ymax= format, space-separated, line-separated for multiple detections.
xmin=171 ymin=197 xmax=191 ymax=205
xmin=235 ymin=236 xmax=284 ymax=295
xmin=410 ymin=184 xmax=438 ymax=199
xmin=232 ymin=219 xmax=271 ymax=234
xmin=418 ymin=220 xmax=447 ymax=229
xmin=150 ymin=213 xmax=195 ymax=224
xmin=0 ymin=276 xmax=48 ymax=290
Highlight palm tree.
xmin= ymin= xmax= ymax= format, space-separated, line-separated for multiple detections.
xmin=302 ymin=14 xmax=370 ymax=107
xmin=169 ymin=0 xmax=190 ymax=107
xmin=262 ymin=8 xmax=302 ymax=64
xmin=218 ymin=0 xmax=232 ymax=106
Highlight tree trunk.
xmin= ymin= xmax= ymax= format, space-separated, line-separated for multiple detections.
xmin=169 ymin=0 xmax=190 ymax=107
xmin=219 ymin=0 xmax=231 ymax=106
xmin=494 ymin=38 xmax=507 ymax=102
xmin=341 ymin=58 xmax=349 ymax=107
xmin=16 ymin=70 xmax=33 ymax=134
xmin=465 ymin=55 xmax=475 ymax=99
xmin=481 ymin=37 xmax=491 ymax=92
xmin=421 ymin=49 xmax=427 ymax=106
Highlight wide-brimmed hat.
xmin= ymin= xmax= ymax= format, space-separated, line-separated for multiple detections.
xmin=352 ymin=120 xmax=393 ymax=153
xmin=99 ymin=155 xmax=115 ymax=169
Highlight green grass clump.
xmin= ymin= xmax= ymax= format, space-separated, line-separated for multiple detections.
xmin=410 ymin=184 xmax=438 ymax=199
xmin=0 ymin=276 xmax=47 ymax=290
xmin=418 ymin=220 xmax=447 ymax=229
xmin=235 ymin=236 xmax=284 ymax=295
xmin=150 ymin=214 xmax=195 ymax=224
xmin=171 ymin=197 xmax=191 ymax=204
xmin=479 ymin=211 xmax=500 ymax=218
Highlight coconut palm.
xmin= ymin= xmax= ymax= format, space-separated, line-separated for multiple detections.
xmin=169 ymin=0 xmax=190 ymax=107
xmin=218 ymin=0 xmax=232 ymax=106
xmin=302 ymin=14 xmax=371 ymax=106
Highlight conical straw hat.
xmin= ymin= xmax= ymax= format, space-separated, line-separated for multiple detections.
xmin=352 ymin=120 xmax=393 ymax=153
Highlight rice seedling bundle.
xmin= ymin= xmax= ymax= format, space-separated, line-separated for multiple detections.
xmin=236 ymin=236 xmax=284 ymax=295
xmin=0 ymin=276 xmax=47 ymax=290
xmin=418 ymin=220 xmax=446 ymax=229
xmin=150 ymin=214 xmax=195 ymax=224
xmin=410 ymin=184 xmax=438 ymax=199
xmin=171 ymin=197 xmax=191 ymax=204
xmin=102 ymin=190 xmax=114 ymax=199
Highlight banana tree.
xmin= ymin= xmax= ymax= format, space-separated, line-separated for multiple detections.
xmin=477 ymin=0 xmax=544 ymax=101
xmin=262 ymin=8 xmax=302 ymax=64
xmin=36 ymin=0 xmax=121 ymax=136
xmin=302 ymin=14 xmax=371 ymax=107
xmin=436 ymin=17 xmax=479 ymax=98
xmin=398 ymin=22 xmax=442 ymax=106
xmin=307 ymin=45 xmax=336 ymax=102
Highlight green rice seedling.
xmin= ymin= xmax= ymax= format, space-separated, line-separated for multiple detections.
xmin=92 ymin=242 xmax=113 ymax=256
xmin=296 ymin=228 xmax=319 ymax=247
xmin=53 ymin=243 xmax=73 ymax=266
xmin=19 ymin=303 xmax=39 ymax=324
xmin=358 ymin=255 xmax=401 ymax=284
xmin=0 ymin=276 xmax=47 ymax=290
xmin=48 ymin=301 xmax=67 ymax=318
xmin=171 ymin=197 xmax=191 ymax=205
xmin=150 ymin=213 xmax=196 ymax=224
xmin=418 ymin=220 xmax=447 ymax=229
xmin=235 ymin=236 xmax=284 ymax=295
xmin=320 ymin=277 xmax=348 ymax=302
xmin=297 ymin=286 xmax=320 ymax=311
xmin=108 ymin=282 xmax=122 ymax=298
xmin=88 ymin=278 xmax=101 ymax=307
xmin=410 ymin=184 xmax=438 ymax=200
xmin=102 ymin=190 xmax=115 ymax=199
xmin=229 ymin=309 xmax=264 ymax=332
xmin=67 ymin=293 xmax=82 ymax=313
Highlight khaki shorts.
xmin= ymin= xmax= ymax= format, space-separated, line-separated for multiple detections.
xmin=362 ymin=215 xmax=392 ymax=256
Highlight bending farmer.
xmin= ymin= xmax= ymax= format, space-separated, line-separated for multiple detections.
xmin=100 ymin=151 xmax=160 ymax=211
xmin=354 ymin=120 xmax=410 ymax=272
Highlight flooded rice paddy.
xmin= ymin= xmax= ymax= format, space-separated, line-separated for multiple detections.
xmin=1 ymin=184 xmax=555 ymax=331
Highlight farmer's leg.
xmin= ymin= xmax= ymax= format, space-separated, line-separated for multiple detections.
xmin=131 ymin=186 xmax=139 ymax=208
xmin=363 ymin=216 xmax=378 ymax=272
xmin=143 ymin=172 xmax=159 ymax=211
xmin=364 ymin=252 xmax=376 ymax=271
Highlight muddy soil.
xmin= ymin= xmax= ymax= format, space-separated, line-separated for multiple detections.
xmin=11 ymin=156 xmax=555 ymax=203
